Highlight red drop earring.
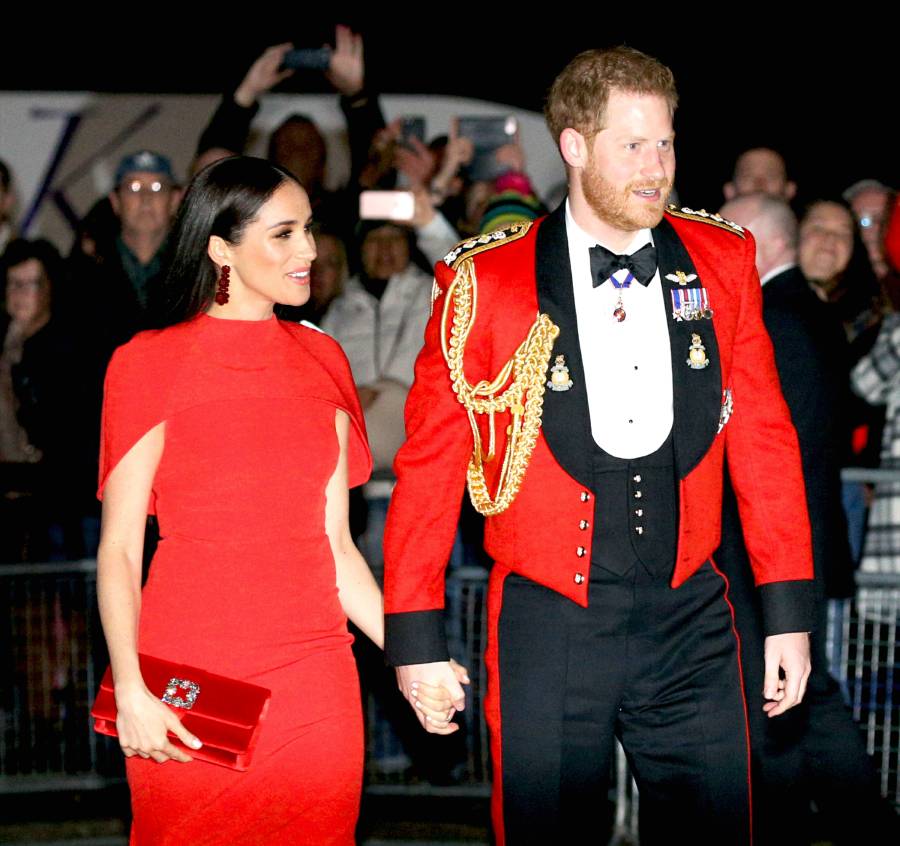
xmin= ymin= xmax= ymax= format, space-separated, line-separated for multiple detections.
xmin=215 ymin=264 xmax=230 ymax=305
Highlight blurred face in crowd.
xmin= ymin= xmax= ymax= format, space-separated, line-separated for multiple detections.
xmin=361 ymin=224 xmax=410 ymax=281
xmin=5 ymin=258 xmax=51 ymax=327
xmin=724 ymin=148 xmax=796 ymax=201
xmin=799 ymin=202 xmax=854 ymax=287
xmin=270 ymin=121 xmax=327 ymax=195
xmin=210 ymin=181 xmax=317 ymax=310
xmin=110 ymin=170 xmax=180 ymax=239
xmin=567 ymin=91 xmax=675 ymax=241
xmin=849 ymin=187 xmax=890 ymax=270
xmin=310 ymin=233 xmax=347 ymax=307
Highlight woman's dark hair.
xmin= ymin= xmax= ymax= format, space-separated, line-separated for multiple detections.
xmin=1 ymin=237 xmax=64 ymax=303
xmin=162 ymin=156 xmax=301 ymax=324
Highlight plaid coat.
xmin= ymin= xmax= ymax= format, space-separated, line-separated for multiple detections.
xmin=851 ymin=313 xmax=900 ymax=573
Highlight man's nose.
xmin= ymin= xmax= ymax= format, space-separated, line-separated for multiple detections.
xmin=641 ymin=150 xmax=666 ymax=180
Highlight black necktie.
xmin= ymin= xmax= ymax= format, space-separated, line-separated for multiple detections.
xmin=589 ymin=242 xmax=657 ymax=287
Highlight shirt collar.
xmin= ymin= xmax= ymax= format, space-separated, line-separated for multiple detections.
xmin=565 ymin=198 xmax=654 ymax=254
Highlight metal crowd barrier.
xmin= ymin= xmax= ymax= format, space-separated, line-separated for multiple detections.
xmin=1 ymin=563 xmax=898 ymax=836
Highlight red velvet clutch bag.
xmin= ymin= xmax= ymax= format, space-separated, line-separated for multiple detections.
xmin=91 ymin=654 xmax=271 ymax=771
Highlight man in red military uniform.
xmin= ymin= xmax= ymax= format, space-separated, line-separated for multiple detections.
xmin=384 ymin=47 xmax=814 ymax=846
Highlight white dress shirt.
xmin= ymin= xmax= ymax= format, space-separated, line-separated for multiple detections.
xmin=565 ymin=201 xmax=674 ymax=458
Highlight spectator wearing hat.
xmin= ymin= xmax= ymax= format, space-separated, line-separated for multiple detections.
xmin=73 ymin=150 xmax=181 ymax=362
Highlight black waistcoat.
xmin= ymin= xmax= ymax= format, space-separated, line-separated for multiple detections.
xmin=590 ymin=430 xmax=678 ymax=579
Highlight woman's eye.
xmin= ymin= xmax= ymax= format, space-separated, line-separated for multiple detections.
xmin=275 ymin=229 xmax=292 ymax=239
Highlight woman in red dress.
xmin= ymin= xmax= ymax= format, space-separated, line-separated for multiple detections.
xmin=96 ymin=156 xmax=464 ymax=844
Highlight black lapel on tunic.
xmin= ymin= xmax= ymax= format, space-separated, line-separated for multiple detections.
xmin=536 ymin=203 xmax=593 ymax=488
xmin=654 ymin=217 xmax=722 ymax=478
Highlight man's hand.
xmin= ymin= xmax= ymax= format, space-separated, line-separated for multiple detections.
xmin=326 ymin=25 xmax=364 ymax=97
xmin=410 ymin=186 xmax=436 ymax=229
xmin=762 ymin=631 xmax=811 ymax=717
xmin=396 ymin=660 xmax=468 ymax=735
xmin=494 ymin=141 xmax=526 ymax=174
xmin=395 ymin=137 xmax=436 ymax=191
xmin=234 ymin=43 xmax=295 ymax=108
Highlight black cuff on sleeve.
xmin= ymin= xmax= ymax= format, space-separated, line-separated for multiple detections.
xmin=384 ymin=610 xmax=449 ymax=667
xmin=759 ymin=580 xmax=816 ymax=636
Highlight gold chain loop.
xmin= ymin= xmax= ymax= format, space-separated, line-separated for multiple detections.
xmin=440 ymin=259 xmax=559 ymax=516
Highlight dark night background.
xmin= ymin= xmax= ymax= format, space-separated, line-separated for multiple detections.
xmin=2 ymin=18 xmax=896 ymax=211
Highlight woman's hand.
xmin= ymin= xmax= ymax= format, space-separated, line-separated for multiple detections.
xmin=115 ymin=683 xmax=202 ymax=763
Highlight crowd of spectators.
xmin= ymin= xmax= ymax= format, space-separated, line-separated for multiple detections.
xmin=0 ymin=29 xmax=549 ymax=564
xmin=2 ymin=36 xmax=898 ymax=581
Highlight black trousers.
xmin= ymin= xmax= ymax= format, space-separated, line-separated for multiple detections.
xmin=495 ymin=561 xmax=751 ymax=845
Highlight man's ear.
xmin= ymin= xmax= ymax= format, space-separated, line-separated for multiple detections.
xmin=723 ymin=182 xmax=736 ymax=201
xmin=560 ymin=128 xmax=588 ymax=170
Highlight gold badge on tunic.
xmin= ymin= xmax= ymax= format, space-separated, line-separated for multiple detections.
xmin=547 ymin=355 xmax=574 ymax=392
xmin=687 ymin=334 xmax=710 ymax=369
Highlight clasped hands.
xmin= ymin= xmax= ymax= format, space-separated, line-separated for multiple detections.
xmin=396 ymin=659 xmax=470 ymax=735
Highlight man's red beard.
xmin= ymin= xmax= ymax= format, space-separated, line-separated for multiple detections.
xmin=581 ymin=166 xmax=673 ymax=233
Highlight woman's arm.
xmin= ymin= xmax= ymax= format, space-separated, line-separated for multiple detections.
xmin=97 ymin=421 xmax=200 ymax=763
xmin=325 ymin=409 xmax=465 ymax=733
xmin=325 ymin=411 xmax=386 ymax=648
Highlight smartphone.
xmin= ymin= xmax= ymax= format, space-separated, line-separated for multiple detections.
xmin=359 ymin=191 xmax=415 ymax=222
xmin=280 ymin=48 xmax=332 ymax=72
xmin=457 ymin=116 xmax=519 ymax=181
xmin=399 ymin=117 xmax=426 ymax=151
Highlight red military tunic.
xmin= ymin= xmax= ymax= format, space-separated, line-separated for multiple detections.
xmin=384 ymin=206 xmax=813 ymax=661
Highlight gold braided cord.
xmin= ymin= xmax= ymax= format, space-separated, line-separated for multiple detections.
xmin=440 ymin=259 xmax=559 ymax=516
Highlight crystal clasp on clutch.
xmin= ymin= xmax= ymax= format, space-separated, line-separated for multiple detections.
xmin=162 ymin=677 xmax=201 ymax=709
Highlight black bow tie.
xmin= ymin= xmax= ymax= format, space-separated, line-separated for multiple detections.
xmin=589 ymin=242 xmax=657 ymax=287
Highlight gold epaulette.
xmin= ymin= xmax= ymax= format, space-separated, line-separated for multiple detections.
xmin=666 ymin=204 xmax=746 ymax=239
xmin=442 ymin=221 xmax=533 ymax=271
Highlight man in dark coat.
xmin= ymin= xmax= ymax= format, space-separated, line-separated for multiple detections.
xmin=718 ymin=193 xmax=898 ymax=844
